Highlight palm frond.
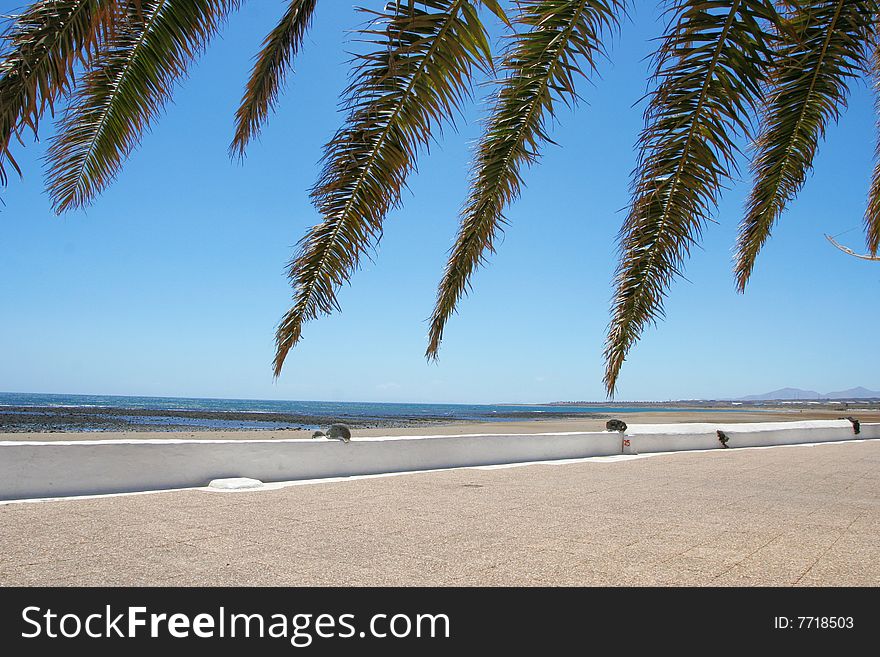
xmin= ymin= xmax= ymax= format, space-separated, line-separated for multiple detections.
xmin=604 ymin=0 xmax=779 ymax=397
xmin=735 ymin=0 xmax=876 ymax=289
xmin=0 ymin=0 xmax=118 ymax=186
xmin=44 ymin=0 xmax=241 ymax=213
xmin=273 ymin=0 xmax=494 ymax=376
xmin=426 ymin=0 xmax=624 ymax=360
xmin=230 ymin=0 xmax=317 ymax=159
xmin=480 ymin=0 xmax=512 ymax=27
xmin=867 ymin=36 xmax=880 ymax=255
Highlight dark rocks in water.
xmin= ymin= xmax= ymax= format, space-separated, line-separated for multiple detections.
xmin=839 ymin=416 xmax=860 ymax=435
xmin=605 ymin=419 xmax=627 ymax=432
xmin=327 ymin=423 xmax=352 ymax=442
xmin=716 ymin=430 xmax=729 ymax=448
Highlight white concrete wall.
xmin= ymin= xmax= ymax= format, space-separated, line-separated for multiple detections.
xmin=860 ymin=422 xmax=880 ymax=439
xmin=0 ymin=431 xmax=622 ymax=501
xmin=0 ymin=420 xmax=872 ymax=501
xmin=625 ymin=419 xmax=875 ymax=453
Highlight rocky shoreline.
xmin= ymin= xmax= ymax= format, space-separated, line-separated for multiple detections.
xmin=0 ymin=405 xmax=606 ymax=433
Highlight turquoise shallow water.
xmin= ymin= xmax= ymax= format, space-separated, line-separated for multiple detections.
xmin=0 ymin=392 xmax=741 ymax=431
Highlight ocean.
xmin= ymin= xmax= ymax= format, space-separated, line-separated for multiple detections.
xmin=0 ymin=392 xmax=729 ymax=432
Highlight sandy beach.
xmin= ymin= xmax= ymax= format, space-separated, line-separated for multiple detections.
xmin=4 ymin=406 xmax=878 ymax=442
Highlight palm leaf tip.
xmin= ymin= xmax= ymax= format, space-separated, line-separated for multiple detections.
xmin=230 ymin=0 xmax=317 ymax=160
xmin=735 ymin=0 xmax=875 ymax=290
xmin=426 ymin=0 xmax=625 ymax=360
xmin=605 ymin=0 xmax=779 ymax=396
xmin=273 ymin=308 xmax=302 ymax=377
xmin=273 ymin=0 xmax=494 ymax=376
xmin=603 ymin=329 xmax=627 ymax=399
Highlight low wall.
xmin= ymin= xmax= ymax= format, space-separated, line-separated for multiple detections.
xmin=626 ymin=419 xmax=878 ymax=454
xmin=0 ymin=420 xmax=874 ymax=501
xmin=0 ymin=431 xmax=622 ymax=501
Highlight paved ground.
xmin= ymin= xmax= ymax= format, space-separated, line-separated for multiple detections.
xmin=1 ymin=440 xmax=878 ymax=586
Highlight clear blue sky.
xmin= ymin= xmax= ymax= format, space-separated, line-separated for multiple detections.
xmin=1 ymin=2 xmax=878 ymax=403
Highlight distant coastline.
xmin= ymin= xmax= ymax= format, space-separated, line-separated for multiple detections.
xmin=540 ymin=399 xmax=880 ymax=409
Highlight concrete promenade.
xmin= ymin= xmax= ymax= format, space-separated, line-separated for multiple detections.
xmin=1 ymin=440 xmax=878 ymax=586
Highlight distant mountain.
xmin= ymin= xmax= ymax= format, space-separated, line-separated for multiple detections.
xmin=740 ymin=388 xmax=823 ymax=401
xmin=824 ymin=387 xmax=880 ymax=400
xmin=739 ymin=387 xmax=880 ymax=401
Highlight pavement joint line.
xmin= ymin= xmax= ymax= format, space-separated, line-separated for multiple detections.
xmin=1 ymin=438 xmax=877 ymax=507
xmin=839 ymin=468 xmax=872 ymax=493
xmin=792 ymin=514 xmax=861 ymax=585
xmin=711 ymin=531 xmax=785 ymax=581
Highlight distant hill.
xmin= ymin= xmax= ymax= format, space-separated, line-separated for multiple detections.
xmin=824 ymin=387 xmax=880 ymax=400
xmin=739 ymin=388 xmax=822 ymax=401
xmin=739 ymin=387 xmax=880 ymax=401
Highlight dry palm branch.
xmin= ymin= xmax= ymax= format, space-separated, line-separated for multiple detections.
xmin=826 ymin=234 xmax=880 ymax=261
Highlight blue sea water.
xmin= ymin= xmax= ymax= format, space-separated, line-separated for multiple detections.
xmin=1 ymin=392 xmax=695 ymax=417
xmin=0 ymin=392 xmax=738 ymax=431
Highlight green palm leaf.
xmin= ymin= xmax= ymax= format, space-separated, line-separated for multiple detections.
xmin=273 ymin=0 xmax=494 ymax=376
xmin=230 ymin=0 xmax=318 ymax=159
xmin=425 ymin=0 xmax=624 ymax=360
xmin=604 ymin=0 xmax=779 ymax=397
xmin=866 ymin=37 xmax=880 ymax=256
xmin=0 ymin=0 xmax=118 ymax=186
xmin=735 ymin=0 xmax=877 ymax=289
xmin=44 ymin=0 xmax=241 ymax=213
